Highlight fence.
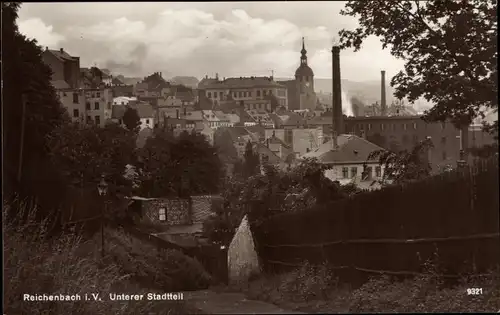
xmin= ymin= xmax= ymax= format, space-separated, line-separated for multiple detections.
xmin=251 ymin=157 xmax=500 ymax=285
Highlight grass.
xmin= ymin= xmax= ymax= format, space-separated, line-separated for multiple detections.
xmin=220 ymin=260 xmax=500 ymax=313
xmin=3 ymin=202 xmax=207 ymax=315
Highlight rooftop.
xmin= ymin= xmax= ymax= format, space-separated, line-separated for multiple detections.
xmin=200 ymin=76 xmax=284 ymax=89
xmin=302 ymin=134 xmax=384 ymax=164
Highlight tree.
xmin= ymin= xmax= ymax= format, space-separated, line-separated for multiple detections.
xmin=339 ymin=0 xmax=498 ymax=135
xmin=243 ymin=141 xmax=260 ymax=177
xmin=122 ymin=106 xmax=141 ymax=132
xmin=3 ymin=2 xmax=68 ymax=218
xmin=138 ymin=130 xmax=223 ymax=198
xmin=367 ymin=138 xmax=434 ymax=185
xmin=46 ymin=122 xmax=138 ymax=197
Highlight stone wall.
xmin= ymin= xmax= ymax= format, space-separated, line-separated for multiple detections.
xmin=143 ymin=198 xmax=191 ymax=225
xmin=227 ymin=215 xmax=260 ymax=284
xmin=191 ymin=195 xmax=223 ymax=224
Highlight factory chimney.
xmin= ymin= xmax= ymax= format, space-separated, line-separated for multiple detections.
xmin=331 ymin=45 xmax=343 ymax=149
xmin=381 ymin=70 xmax=387 ymax=116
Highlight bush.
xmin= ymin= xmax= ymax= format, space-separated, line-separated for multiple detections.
xmin=238 ymin=260 xmax=500 ymax=313
xmin=4 ymin=202 xmax=189 ymax=315
xmin=106 ymin=228 xmax=212 ymax=291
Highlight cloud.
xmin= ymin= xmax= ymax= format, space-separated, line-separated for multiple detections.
xmin=17 ymin=5 xmax=406 ymax=82
xmin=18 ymin=18 xmax=65 ymax=48
xmin=39 ymin=9 xmax=335 ymax=78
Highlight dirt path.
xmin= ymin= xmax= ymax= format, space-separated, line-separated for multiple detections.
xmin=184 ymin=290 xmax=304 ymax=314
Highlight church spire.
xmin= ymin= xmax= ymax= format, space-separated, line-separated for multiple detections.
xmin=300 ymin=37 xmax=308 ymax=65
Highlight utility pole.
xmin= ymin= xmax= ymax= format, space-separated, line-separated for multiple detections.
xmin=17 ymin=95 xmax=27 ymax=182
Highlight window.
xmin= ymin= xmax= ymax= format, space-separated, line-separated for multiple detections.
xmin=375 ymin=166 xmax=382 ymax=177
xmin=96 ymin=92 xmax=100 ymax=97
xmin=107 ymin=102 xmax=111 ymax=110
xmin=403 ymin=123 xmax=407 ymax=130
xmin=219 ymin=91 xmax=223 ymax=99
xmin=94 ymin=102 xmax=99 ymax=110
xmin=248 ymin=91 xmax=252 ymax=97
xmin=95 ymin=115 xmax=100 ymax=125
xmin=391 ymin=123 xmax=396 ymax=130
xmin=381 ymin=123 xmax=385 ymax=130
xmin=285 ymin=129 xmax=293 ymax=144
xmin=413 ymin=122 xmax=417 ymax=129
xmin=72 ymin=93 xmax=79 ymax=104
xmin=363 ymin=166 xmax=373 ymax=180
xmin=159 ymin=208 xmax=166 ymax=221
xmin=86 ymin=102 xmax=91 ymax=110
xmin=368 ymin=123 xmax=372 ymax=131
xmin=257 ymin=90 xmax=261 ymax=97
xmin=73 ymin=109 xmax=79 ymax=118
xmin=146 ymin=119 xmax=150 ymax=124
xmin=350 ymin=167 xmax=358 ymax=178
xmin=441 ymin=136 xmax=447 ymax=145
xmin=121 ymin=101 xmax=125 ymax=105
xmin=207 ymin=92 xmax=211 ymax=98
xmin=342 ymin=167 xmax=349 ymax=178
xmin=87 ymin=116 xmax=91 ymax=123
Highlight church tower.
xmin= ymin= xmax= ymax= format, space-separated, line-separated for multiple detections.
xmin=294 ymin=37 xmax=316 ymax=110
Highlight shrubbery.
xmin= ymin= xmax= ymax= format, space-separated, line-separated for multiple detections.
xmin=4 ymin=203 xmax=191 ymax=314
xmin=203 ymin=159 xmax=363 ymax=246
xmin=106 ymin=228 xmax=212 ymax=291
xmin=236 ymin=260 xmax=500 ymax=313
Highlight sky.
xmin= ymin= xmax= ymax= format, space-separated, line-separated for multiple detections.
xmin=18 ymin=2 xmax=406 ymax=82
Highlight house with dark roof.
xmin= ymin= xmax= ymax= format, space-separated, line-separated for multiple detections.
xmin=42 ymin=47 xmax=80 ymax=89
xmin=302 ymin=135 xmax=386 ymax=190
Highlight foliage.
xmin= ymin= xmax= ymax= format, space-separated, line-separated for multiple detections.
xmin=3 ymin=2 xmax=68 ymax=214
xmin=138 ymin=129 xmax=223 ymax=198
xmin=238 ymin=260 xmax=500 ymax=313
xmin=367 ymin=138 xmax=434 ymax=185
xmin=46 ymin=122 xmax=137 ymax=197
xmin=203 ymin=159 xmax=360 ymax=246
xmin=106 ymin=228 xmax=212 ymax=291
xmin=4 ymin=203 xmax=190 ymax=315
xmin=122 ymin=106 xmax=141 ymax=132
xmin=243 ymin=141 xmax=260 ymax=177
xmin=339 ymin=0 xmax=498 ymax=135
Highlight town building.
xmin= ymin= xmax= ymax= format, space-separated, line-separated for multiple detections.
xmin=84 ymin=88 xmax=113 ymax=127
xmin=55 ymin=88 xmax=86 ymax=123
xmin=278 ymin=38 xmax=318 ymax=111
xmin=302 ymin=135 xmax=385 ymax=190
xmin=42 ymin=47 xmax=80 ymax=89
xmin=113 ymin=96 xmax=138 ymax=106
xmin=197 ymin=74 xmax=288 ymax=109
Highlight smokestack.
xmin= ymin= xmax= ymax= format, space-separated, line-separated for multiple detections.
xmin=381 ymin=70 xmax=387 ymax=116
xmin=331 ymin=45 xmax=343 ymax=149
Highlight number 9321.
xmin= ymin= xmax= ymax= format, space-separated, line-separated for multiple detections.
xmin=467 ymin=288 xmax=483 ymax=295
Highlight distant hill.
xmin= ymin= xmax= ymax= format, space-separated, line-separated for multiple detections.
xmin=277 ymin=77 xmax=433 ymax=113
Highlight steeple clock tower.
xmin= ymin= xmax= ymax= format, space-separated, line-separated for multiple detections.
xmin=294 ymin=37 xmax=316 ymax=110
